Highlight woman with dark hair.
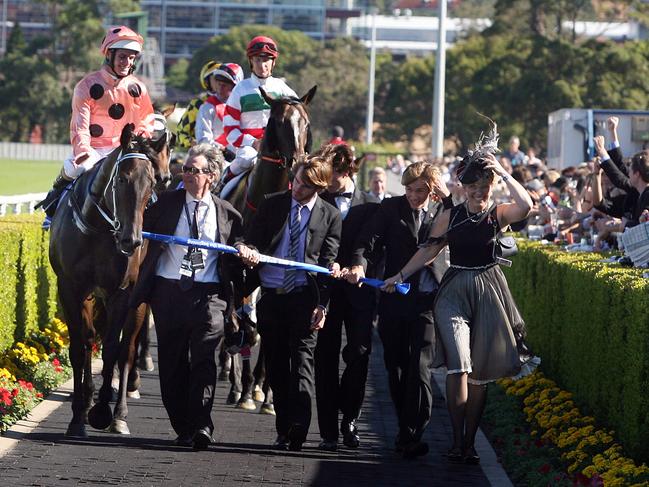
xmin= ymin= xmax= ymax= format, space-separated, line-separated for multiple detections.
xmin=378 ymin=126 xmax=535 ymax=464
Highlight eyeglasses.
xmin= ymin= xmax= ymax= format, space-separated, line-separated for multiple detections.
xmin=250 ymin=42 xmax=277 ymax=53
xmin=182 ymin=165 xmax=212 ymax=175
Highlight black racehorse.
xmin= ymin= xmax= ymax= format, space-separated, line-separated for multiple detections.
xmin=49 ymin=123 xmax=172 ymax=436
xmin=221 ymin=86 xmax=317 ymax=414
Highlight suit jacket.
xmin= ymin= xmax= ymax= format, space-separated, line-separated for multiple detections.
xmin=244 ymin=190 xmax=342 ymax=307
xmin=130 ymin=189 xmax=244 ymax=306
xmin=352 ymin=195 xmax=448 ymax=294
xmin=320 ymin=188 xmax=380 ymax=309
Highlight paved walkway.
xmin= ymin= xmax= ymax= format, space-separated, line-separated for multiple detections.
xmin=0 ymin=329 xmax=509 ymax=486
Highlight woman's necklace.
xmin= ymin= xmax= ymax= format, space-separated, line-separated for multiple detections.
xmin=464 ymin=200 xmax=489 ymax=223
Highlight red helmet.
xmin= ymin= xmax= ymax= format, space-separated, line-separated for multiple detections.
xmin=246 ymin=36 xmax=278 ymax=59
xmin=100 ymin=26 xmax=143 ymax=56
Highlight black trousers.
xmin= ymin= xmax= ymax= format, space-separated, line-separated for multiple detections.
xmin=150 ymin=277 xmax=225 ymax=436
xmin=257 ymin=289 xmax=317 ymax=442
xmin=377 ymin=291 xmax=436 ymax=443
xmin=314 ymin=283 xmax=374 ymax=441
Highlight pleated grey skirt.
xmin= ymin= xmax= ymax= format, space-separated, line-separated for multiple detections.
xmin=433 ymin=264 xmax=530 ymax=384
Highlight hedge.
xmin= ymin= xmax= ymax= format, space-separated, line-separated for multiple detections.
xmin=0 ymin=214 xmax=57 ymax=353
xmin=504 ymin=241 xmax=649 ymax=462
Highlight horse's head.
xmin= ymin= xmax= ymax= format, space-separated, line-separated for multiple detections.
xmin=259 ymin=85 xmax=317 ymax=171
xmin=148 ymin=104 xmax=176 ymax=191
xmin=110 ymin=124 xmax=156 ymax=256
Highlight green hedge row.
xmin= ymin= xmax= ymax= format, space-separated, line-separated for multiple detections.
xmin=504 ymin=241 xmax=649 ymax=461
xmin=0 ymin=214 xmax=57 ymax=353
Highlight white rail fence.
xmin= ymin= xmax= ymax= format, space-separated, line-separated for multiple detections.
xmin=0 ymin=193 xmax=47 ymax=217
xmin=0 ymin=142 xmax=70 ymax=161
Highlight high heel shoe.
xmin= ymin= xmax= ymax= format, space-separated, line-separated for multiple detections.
xmin=463 ymin=446 xmax=480 ymax=465
xmin=445 ymin=446 xmax=463 ymax=463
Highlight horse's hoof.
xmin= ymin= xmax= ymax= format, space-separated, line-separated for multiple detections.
xmin=138 ymin=354 xmax=154 ymax=372
xmin=226 ymin=391 xmax=241 ymax=405
xmin=236 ymin=398 xmax=257 ymax=411
xmin=87 ymin=403 xmax=113 ymax=430
xmin=127 ymin=390 xmax=141 ymax=399
xmin=259 ymin=403 xmax=276 ymax=416
xmin=109 ymin=419 xmax=130 ymax=435
xmin=253 ymin=386 xmax=265 ymax=403
xmin=65 ymin=422 xmax=87 ymax=437
xmin=127 ymin=376 xmax=141 ymax=393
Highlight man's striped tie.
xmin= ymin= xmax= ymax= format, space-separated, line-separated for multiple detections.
xmin=282 ymin=204 xmax=303 ymax=293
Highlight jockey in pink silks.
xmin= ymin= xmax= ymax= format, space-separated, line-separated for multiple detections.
xmin=39 ymin=25 xmax=155 ymax=218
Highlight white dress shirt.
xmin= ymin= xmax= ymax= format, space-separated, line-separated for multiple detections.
xmin=155 ymin=191 xmax=220 ymax=283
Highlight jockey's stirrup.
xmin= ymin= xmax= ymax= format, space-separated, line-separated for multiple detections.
xmin=37 ymin=172 xmax=72 ymax=218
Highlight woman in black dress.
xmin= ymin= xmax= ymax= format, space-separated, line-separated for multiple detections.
xmin=382 ymin=150 xmax=533 ymax=464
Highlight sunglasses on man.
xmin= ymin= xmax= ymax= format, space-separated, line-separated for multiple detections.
xmin=182 ymin=166 xmax=212 ymax=175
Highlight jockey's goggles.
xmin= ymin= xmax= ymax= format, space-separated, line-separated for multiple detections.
xmin=250 ymin=42 xmax=277 ymax=54
xmin=182 ymin=166 xmax=213 ymax=175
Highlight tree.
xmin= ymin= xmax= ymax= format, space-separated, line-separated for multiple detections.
xmin=166 ymin=58 xmax=189 ymax=90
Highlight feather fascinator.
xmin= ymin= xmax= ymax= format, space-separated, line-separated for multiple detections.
xmin=457 ymin=114 xmax=500 ymax=184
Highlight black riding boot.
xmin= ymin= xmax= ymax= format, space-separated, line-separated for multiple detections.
xmin=37 ymin=173 xmax=72 ymax=218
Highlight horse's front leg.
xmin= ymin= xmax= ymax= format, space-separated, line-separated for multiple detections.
xmin=226 ymin=354 xmax=243 ymax=405
xmin=136 ymin=307 xmax=154 ymax=372
xmin=81 ymin=297 xmax=96 ymax=423
xmin=58 ymin=284 xmax=88 ymax=437
xmin=256 ymin=342 xmax=275 ymax=416
xmin=236 ymin=354 xmax=256 ymax=411
xmin=87 ymin=297 xmax=121 ymax=430
xmin=109 ymin=292 xmax=138 ymax=435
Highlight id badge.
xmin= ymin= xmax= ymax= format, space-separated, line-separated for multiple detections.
xmin=189 ymin=249 xmax=205 ymax=270
xmin=179 ymin=254 xmax=193 ymax=277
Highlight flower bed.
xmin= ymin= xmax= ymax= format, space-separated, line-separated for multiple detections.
xmin=486 ymin=370 xmax=649 ymax=486
xmin=0 ymin=318 xmax=71 ymax=432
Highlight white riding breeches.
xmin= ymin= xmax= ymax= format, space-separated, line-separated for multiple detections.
xmin=63 ymin=147 xmax=114 ymax=179
xmin=228 ymin=146 xmax=258 ymax=176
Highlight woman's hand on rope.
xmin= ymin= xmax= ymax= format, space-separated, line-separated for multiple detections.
xmin=329 ymin=262 xmax=342 ymax=279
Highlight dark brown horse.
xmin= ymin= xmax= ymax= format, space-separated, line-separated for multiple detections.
xmin=49 ymin=124 xmax=172 ymax=437
xmin=221 ymin=86 xmax=316 ymax=413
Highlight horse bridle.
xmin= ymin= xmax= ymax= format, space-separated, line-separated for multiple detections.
xmin=88 ymin=150 xmax=153 ymax=235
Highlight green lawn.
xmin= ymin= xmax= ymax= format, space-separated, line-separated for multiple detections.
xmin=0 ymin=159 xmax=60 ymax=195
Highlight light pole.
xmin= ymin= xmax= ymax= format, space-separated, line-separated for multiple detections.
xmin=1 ymin=0 xmax=8 ymax=57
xmin=431 ymin=0 xmax=447 ymax=158
xmin=365 ymin=8 xmax=377 ymax=145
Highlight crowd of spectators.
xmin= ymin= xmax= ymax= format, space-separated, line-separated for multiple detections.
xmin=379 ymin=121 xmax=649 ymax=253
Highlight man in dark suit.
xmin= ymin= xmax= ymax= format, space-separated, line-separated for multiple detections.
xmin=312 ymin=144 xmax=379 ymax=451
xmin=237 ymin=155 xmax=342 ymax=451
xmin=131 ymin=143 xmax=244 ymax=450
xmin=346 ymin=161 xmax=451 ymax=459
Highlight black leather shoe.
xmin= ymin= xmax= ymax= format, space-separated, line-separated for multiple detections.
xmin=403 ymin=441 xmax=429 ymax=459
xmin=394 ymin=432 xmax=408 ymax=453
xmin=288 ymin=424 xmax=306 ymax=451
xmin=318 ymin=439 xmax=338 ymax=452
xmin=192 ymin=428 xmax=212 ymax=450
xmin=288 ymin=440 xmax=303 ymax=452
xmin=341 ymin=420 xmax=360 ymax=449
xmin=174 ymin=432 xmax=193 ymax=447
xmin=273 ymin=435 xmax=289 ymax=450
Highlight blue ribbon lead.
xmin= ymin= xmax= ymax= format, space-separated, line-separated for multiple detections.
xmin=142 ymin=232 xmax=410 ymax=294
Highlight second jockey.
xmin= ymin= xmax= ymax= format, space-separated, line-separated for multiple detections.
xmin=194 ymin=62 xmax=243 ymax=159
xmin=39 ymin=25 xmax=155 ymax=217
xmin=222 ymin=36 xmax=297 ymax=180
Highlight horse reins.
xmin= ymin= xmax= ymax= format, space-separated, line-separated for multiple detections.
xmin=73 ymin=150 xmax=152 ymax=236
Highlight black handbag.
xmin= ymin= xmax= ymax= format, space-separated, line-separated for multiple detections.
xmin=496 ymin=234 xmax=518 ymax=258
